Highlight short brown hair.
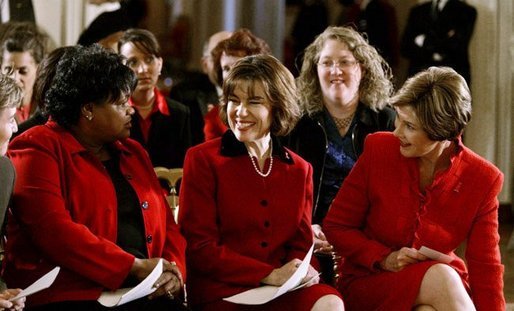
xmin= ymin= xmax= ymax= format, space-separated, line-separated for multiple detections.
xmin=210 ymin=28 xmax=271 ymax=87
xmin=390 ymin=66 xmax=471 ymax=141
xmin=220 ymin=54 xmax=300 ymax=137
xmin=118 ymin=28 xmax=161 ymax=58
xmin=0 ymin=74 xmax=23 ymax=110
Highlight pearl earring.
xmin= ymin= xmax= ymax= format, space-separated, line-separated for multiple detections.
xmin=86 ymin=115 xmax=93 ymax=121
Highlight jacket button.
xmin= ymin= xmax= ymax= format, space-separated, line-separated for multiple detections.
xmin=260 ymin=200 xmax=268 ymax=207
xmin=141 ymin=201 xmax=149 ymax=209
xmin=264 ymin=221 xmax=270 ymax=228
xmin=261 ymin=241 xmax=268 ymax=248
xmin=146 ymin=235 xmax=153 ymax=243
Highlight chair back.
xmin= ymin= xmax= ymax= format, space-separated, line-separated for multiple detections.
xmin=154 ymin=167 xmax=183 ymax=223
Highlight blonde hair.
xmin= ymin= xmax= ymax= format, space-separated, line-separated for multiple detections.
xmin=297 ymin=26 xmax=393 ymax=116
xmin=390 ymin=66 xmax=471 ymax=141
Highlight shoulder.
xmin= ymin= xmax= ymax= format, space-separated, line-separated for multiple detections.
xmin=185 ymin=138 xmax=220 ymax=159
xmin=0 ymin=156 xmax=14 ymax=178
xmin=459 ymin=146 xmax=503 ymax=184
xmin=9 ymin=124 xmax=63 ymax=152
xmin=363 ymin=131 xmax=399 ymax=152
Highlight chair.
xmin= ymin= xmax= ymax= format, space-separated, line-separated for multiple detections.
xmin=154 ymin=167 xmax=183 ymax=223
xmin=315 ymin=251 xmax=342 ymax=287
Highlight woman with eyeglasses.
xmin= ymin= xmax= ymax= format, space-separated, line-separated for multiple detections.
xmin=285 ymin=26 xmax=395 ymax=279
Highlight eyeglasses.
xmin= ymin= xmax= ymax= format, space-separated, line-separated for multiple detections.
xmin=317 ymin=59 xmax=359 ymax=70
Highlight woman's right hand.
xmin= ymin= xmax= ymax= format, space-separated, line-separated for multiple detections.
xmin=0 ymin=288 xmax=25 ymax=310
xmin=379 ymin=247 xmax=428 ymax=272
xmin=261 ymin=259 xmax=302 ymax=286
xmin=312 ymin=224 xmax=334 ymax=255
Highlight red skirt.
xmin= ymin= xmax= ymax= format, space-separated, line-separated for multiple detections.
xmin=195 ymin=283 xmax=341 ymax=311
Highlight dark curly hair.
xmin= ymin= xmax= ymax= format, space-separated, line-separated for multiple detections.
xmin=45 ymin=44 xmax=136 ymax=128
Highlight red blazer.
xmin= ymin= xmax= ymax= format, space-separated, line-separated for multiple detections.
xmin=4 ymin=121 xmax=186 ymax=307
xmin=203 ymin=105 xmax=228 ymax=141
xmin=324 ymin=132 xmax=505 ymax=310
xmin=179 ymin=131 xmax=314 ymax=306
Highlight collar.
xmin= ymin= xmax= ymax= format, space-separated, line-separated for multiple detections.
xmin=45 ymin=120 xmax=133 ymax=156
xmin=220 ymin=130 xmax=294 ymax=164
xmin=129 ymin=88 xmax=170 ymax=116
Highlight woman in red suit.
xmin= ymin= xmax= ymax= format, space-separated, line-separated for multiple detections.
xmin=324 ymin=66 xmax=505 ymax=310
xmin=179 ymin=54 xmax=344 ymax=311
xmin=5 ymin=45 xmax=186 ymax=310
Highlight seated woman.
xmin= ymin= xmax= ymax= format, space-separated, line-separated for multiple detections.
xmin=5 ymin=45 xmax=186 ymax=310
xmin=0 ymin=74 xmax=25 ymax=310
xmin=179 ymin=54 xmax=344 ymax=311
xmin=324 ymin=66 xmax=505 ymax=310
xmin=118 ymin=28 xmax=191 ymax=168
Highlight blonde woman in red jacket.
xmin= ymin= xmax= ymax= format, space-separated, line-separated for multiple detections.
xmin=179 ymin=54 xmax=344 ymax=310
xmin=325 ymin=66 xmax=504 ymax=310
xmin=5 ymin=45 xmax=186 ymax=310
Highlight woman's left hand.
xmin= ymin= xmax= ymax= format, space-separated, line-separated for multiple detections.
xmin=379 ymin=247 xmax=428 ymax=272
xmin=0 ymin=289 xmax=25 ymax=311
xmin=300 ymin=265 xmax=321 ymax=287
xmin=149 ymin=261 xmax=183 ymax=300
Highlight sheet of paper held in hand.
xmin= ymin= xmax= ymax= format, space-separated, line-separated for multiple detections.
xmin=418 ymin=246 xmax=453 ymax=264
xmin=223 ymin=244 xmax=315 ymax=305
xmin=97 ymin=259 xmax=163 ymax=307
xmin=9 ymin=266 xmax=60 ymax=301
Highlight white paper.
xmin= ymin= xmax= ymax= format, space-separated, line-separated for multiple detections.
xmin=97 ymin=259 xmax=163 ymax=307
xmin=223 ymin=244 xmax=315 ymax=305
xmin=418 ymin=246 xmax=453 ymax=264
xmin=9 ymin=266 xmax=60 ymax=301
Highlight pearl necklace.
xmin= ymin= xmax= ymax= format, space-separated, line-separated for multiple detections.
xmin=247 ymin=143 xmax=273 ymax=178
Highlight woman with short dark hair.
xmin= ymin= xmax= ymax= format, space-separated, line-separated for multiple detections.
xmin=5 ymin=45 xmax=187 ymax=310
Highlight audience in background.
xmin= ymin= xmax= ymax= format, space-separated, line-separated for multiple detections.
xmin=118 ymin=28 xmax=191 ymax=169
xmin=325 ymin=66 xmax=505 ymax=310
xmin=337 ymin=0 xmax=400 ymax=76
xmin=12 ymin=46 xmax=72 ymax=138
xmin=401 ymin=0 xmax=477 ymax=85
xmin=285 ymin=26 xmax=395 ymax=282
xmin=168 ymin=30 xmax=232 ymax=145
xmin=180 ymin=54 xmax=344 ymax=311
xmin=0 ymin=73 xmax=26 ymax=311
xmin=78 ymin=0 xmax=146 ymax=51
xmin=5 ymin=45 xmax=186 ymax=310
xmin=204 ymin=28 xmax=271 ymax=141
xmin=1 ymin=21 xmax=50 ymax=123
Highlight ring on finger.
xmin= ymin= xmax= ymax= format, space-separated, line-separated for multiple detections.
xmin=166 ymin=289 xmax=174 ymax=299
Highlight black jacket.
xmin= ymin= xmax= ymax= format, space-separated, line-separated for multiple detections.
xmin=130 ymin=97 xmax=191 ymax=169
xmin=284 ymin=105 xmax=395 ymax=223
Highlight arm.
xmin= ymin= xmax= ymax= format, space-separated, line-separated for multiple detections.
xmin=9 ymin=141 xmax=134 ymax=290
xmin=324 ymin=136 xmax=391 ymax=271
xmin=465 ymin=173 xmax=505 ymax=310
xmin=179 ymin=147 xmax=274 ymax=286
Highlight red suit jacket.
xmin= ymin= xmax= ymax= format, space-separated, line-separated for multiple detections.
xmin=324 ymin=132 xmax=504 ymax=310
xmin=179 ymin=131 xmax=314 ymax=306
xmin=4 ymin=121 xmax=186 ymax=307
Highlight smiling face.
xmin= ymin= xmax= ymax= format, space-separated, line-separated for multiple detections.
xmin=119 ymin=42 xmax=162 ymax=94
xmin=393 ymin=105 xmax=446 ymax=161
xmin=227 ymin=80 xmax=272 ymax=145
xmin=0 ymin=107 xmax=17 ymax=155
xmin=317 ymin=39 xmax=362 ymax=109
xmin=2 ymin=51 xmax=37 ymax=106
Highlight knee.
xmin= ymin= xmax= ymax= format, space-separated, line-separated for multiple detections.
xmin=426 ymin=263 xmax=463 ymax=289
xmin=311 ymin=294 xmax=344 ymax=311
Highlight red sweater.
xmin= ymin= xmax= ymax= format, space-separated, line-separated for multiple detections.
xmin=324 ymin=132 xmax=505 ymax=310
